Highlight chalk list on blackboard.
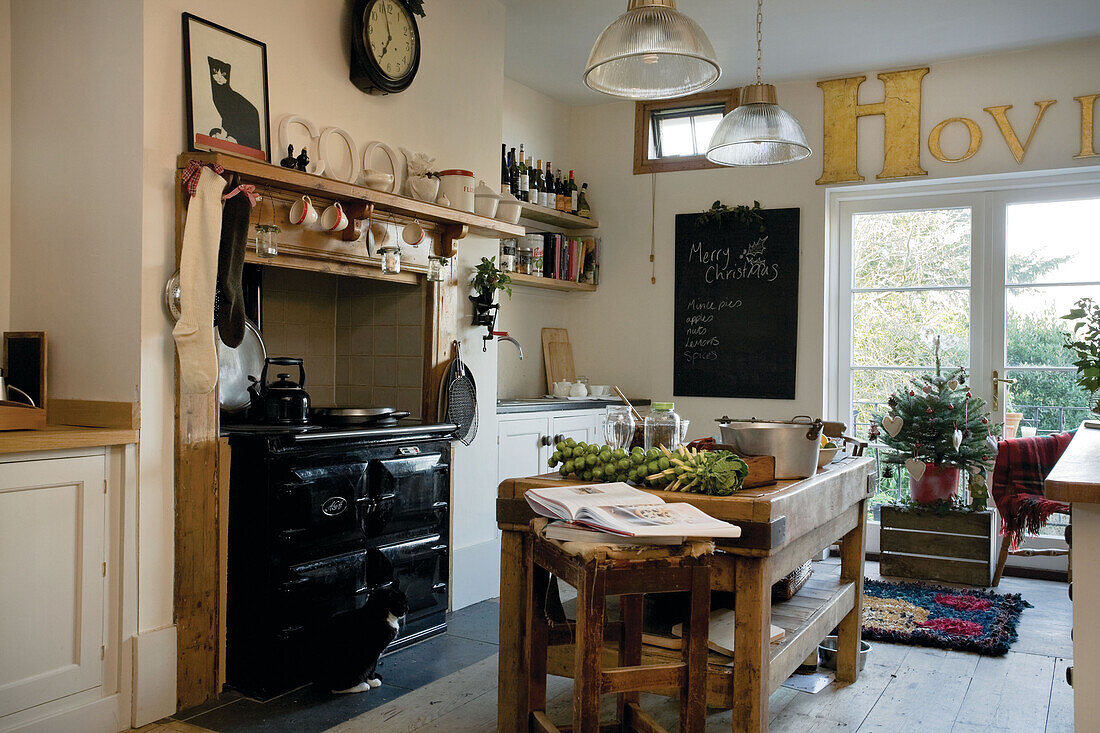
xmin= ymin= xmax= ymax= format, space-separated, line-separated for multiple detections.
xmin=674 ymin=208 xmax=800 ymax=399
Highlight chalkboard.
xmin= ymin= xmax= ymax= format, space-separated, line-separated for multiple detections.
xmin=673 ymin=207 xmax=799 ymax=399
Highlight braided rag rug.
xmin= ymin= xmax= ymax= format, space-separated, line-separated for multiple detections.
xmin=862 ymin=579 xmax=1030 ymax=655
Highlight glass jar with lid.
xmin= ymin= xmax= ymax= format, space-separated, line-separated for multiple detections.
xmin=644 ymin=402 xmax=682 ymax=451
xmin=516 ymin=246 xmax=533 ymax=275
xmin=499 ymin=238 xmax=517 ymax=272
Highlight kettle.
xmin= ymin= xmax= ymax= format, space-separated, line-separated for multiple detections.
xmin=248 ymin=357 xmax=311 ymax=424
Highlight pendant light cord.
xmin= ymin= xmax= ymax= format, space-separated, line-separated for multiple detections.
xmin=755 ymin=0 xmax=764 ymax=85
xmin=650 ymin=173 xmax=657 ymax=285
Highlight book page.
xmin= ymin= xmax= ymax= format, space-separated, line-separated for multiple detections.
xmin=525 ymin=482 xmax=663 ymax=521
xmin=577 ymin=501 xmax=742 ymax=538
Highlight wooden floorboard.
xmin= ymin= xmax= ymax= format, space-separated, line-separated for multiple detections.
xmin=1046 ymin=657 xmax=1074 ymax=733
xmin=951 ymin=651 xmax=1055 ymax=731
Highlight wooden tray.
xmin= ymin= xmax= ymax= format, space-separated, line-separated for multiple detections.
xmin=0 ymin=402 xmax=47 ymax=431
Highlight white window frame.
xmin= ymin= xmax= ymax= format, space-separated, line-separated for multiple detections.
xmin=826 ymin=164 xmax=1100 ymax=570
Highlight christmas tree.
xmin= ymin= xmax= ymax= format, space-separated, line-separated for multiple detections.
xmin=871 ymin=333 xmax=998 ymax=507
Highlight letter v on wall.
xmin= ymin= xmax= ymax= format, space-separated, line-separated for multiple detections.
xmin=982 ymin=100 xmax=1057 ymax=163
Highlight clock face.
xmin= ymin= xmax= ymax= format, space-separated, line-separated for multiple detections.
xmin=366 ymin=0 xmax=416 ymax=81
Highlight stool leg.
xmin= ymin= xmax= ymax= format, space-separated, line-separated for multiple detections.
xmin=618 ymin=593 xmax=644 ymax=721
xmin=573 ymin=564 xmax=605 ymax=733
xmin=681 ymin=565 xmax=710 ymax=733
xmin=527 ymin=565 xmax=551 ymax=717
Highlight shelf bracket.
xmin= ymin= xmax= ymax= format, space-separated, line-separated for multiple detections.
xmin=439 ymin=224 xmax=468 ymax=258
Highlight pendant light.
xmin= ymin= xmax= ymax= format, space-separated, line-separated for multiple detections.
xmin=584 ymin=0 xmax=720 ymax=100
xmin=706 ymin=0 xmax=810 ymax=166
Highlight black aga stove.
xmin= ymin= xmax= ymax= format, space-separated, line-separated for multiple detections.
xmin=224 ymin=420 xmax=455 ymax=699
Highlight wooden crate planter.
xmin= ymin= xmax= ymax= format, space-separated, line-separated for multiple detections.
xmin=879 ymin=505 xmax=997 ymax=586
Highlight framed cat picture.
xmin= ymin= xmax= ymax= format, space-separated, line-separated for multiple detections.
xmin=183 ymin=13 xmax=271 ymax=162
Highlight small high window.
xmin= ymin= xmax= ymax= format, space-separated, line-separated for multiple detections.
xmin=633 ymin=88 xmax=739 ymax=175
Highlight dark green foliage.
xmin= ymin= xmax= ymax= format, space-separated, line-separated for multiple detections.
xmin=1061 ymin=298 xmax=1100 ymax=402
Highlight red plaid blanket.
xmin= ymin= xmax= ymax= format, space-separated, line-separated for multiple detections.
xmin=991 ymin=433 xmax=1072 ymax=549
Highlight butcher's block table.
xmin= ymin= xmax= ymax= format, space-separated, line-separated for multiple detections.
xmin=496 ymin=456 xmax=876 ymax=733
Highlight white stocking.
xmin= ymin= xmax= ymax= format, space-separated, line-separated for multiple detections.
xmin=173 ymin=167 xmax=226 ymax=393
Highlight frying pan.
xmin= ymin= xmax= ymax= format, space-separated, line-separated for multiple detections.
xmin=309 ymin=407 xmax=411 ymax=426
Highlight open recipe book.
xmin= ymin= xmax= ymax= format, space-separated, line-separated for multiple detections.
xmin=525 ymin=482 xmax=741 ymax=541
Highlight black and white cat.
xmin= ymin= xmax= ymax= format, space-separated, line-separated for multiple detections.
xmin=207 ymin=57 xmax=261 ymax=151
xmin=320 ymin=585 xmax=409 ymax=694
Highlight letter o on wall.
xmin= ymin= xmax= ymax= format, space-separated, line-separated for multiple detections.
xmin=929 ymin=117 xmax=983 ymax=163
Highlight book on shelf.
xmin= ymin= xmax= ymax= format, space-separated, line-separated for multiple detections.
xmin=671 ymin=609 xmax=786 ymax=658
xmin=539 ymin=233 xmax=601 ymax=285
xmin=524 ymin=482 xmax=742 ymax=540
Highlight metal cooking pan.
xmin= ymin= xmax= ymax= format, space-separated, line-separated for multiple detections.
xmin=309 ymin=407 xmax=411 ymax=426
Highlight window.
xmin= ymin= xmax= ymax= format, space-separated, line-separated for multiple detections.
xmin=830 ymin=170 xmax=1100 ymax=566
xmin=633 ymin=88 xmax=738 ymax=175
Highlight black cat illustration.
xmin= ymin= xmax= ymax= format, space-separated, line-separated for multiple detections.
xmin=207 ymin=57 xmax=261 ymax=151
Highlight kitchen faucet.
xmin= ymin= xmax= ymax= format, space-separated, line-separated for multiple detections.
xmin=487 ymin=330 xmax=523 ymax=358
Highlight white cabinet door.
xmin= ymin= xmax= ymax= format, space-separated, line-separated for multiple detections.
xmin=551 ymin=413 xmax=604 ymax=447
xmin=498 ymin=416 xmax=552 ymax=483
xmin=0 ymin=455 xmax=106 ymax=717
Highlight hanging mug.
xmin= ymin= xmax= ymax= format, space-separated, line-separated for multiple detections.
xmin=289 ymin=195 xmax=318 ymax=226
xmin=321 ymin=202 xmax=348 ymax=232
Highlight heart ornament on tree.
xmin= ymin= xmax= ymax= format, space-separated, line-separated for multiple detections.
xmin=905 ymin=458 xmax=927 ymax=481
xmin=952 ymin=429 xmax=963 ymax=450
xmin=882 ymin=415 xmax=904 ymax=437
xmin=947 ymin=379 xmax=959 ymax=390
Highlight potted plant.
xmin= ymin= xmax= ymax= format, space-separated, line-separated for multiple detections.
xmin=1061 ymin=297 xmax=1100 ymax=414
xmin=872 ymin=333 xmax=998 ymax=504
xmin=470 ymin=256 xmax=512 ymax=305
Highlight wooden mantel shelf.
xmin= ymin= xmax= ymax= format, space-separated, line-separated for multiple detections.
xmin=177 ymin=152 xmax=526 ymax=244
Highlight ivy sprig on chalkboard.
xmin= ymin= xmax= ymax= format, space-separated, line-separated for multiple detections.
xmin=696 ymin=200 xmax=766 ymax=236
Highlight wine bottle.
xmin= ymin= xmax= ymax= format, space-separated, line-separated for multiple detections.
xmin=555 ymin=169 xmax=565 ymax=211
xmin=528 ymin=157 xmax=538 ymax=203
xmin=543 ymin=163 xmax=554 ymax=208
xmin=577 ymin=182 xmax=591 ymax=218
xmin=569 ymin=170 xmax=579 ymax=215
xmin=508 ymin=148 xmax=519 ymax=198
xmin=500 ymin=144 xmax=509 ymax=195
xmin=517 ymin=144 xmax=528 ymax=202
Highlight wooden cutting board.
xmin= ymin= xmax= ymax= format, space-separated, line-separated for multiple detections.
xmin=541 ymin=328 xmax=574 ymax=393
xmin=546 ymin=342 xmax=576 ymax=392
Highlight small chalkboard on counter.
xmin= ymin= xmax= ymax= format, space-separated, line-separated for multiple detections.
xmin=673 ymin=207 xmax=799 ymax=399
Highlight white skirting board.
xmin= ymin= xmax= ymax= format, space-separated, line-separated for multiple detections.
xmin=451 ymin=538 xmax=501 ymax=611
xmin=132 ymin=625 xmax=177 ymax=727
xmin=0 ymin=694 xmax=120 ymax=733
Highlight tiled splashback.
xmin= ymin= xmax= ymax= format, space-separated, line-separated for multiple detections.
xmin=261 ymin=269 xmax=424 ymax=417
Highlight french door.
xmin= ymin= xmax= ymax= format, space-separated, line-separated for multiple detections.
xmin=830 ymin=168 xmax=1100 ymax=567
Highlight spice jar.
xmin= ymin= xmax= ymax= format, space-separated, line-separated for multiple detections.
xmin=427 ymin=255 xmax=448 ymax=282
xmin=499 ymin=239 xmax=516 ymax=272
xmin=379 ymin=245 xmax=402 ymax=274
xmin=516 ymin=246 xmax=533 ymax=275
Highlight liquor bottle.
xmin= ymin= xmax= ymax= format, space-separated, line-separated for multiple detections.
xmin=577 ymin=182 xmax=591 ymax=218
xmin=508 ymin=147 xmax=519 ymax=198
xmin=555 ymin=169 xmax=566 ymax=211
xmin=500 ymin=144 xmax=509 ymax=195
xmin=527 ymin=157 xmax=538 ymax=203
xmin=569 ymin=170 xmax=579 ymax=215
xmin=517 ymin=144 xmax=528 ymax=202
xmin=543 ymin=163 xmax=554 ymax=208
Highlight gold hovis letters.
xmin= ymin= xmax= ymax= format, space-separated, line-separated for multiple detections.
xmin=816 ymin=67 xmax=1099 ymax=185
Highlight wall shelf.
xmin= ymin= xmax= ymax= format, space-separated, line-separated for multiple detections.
xmin=177 ymin=152 xmax=525 ymax=254
xmin=509 ymin=272 xmax=596 ymax=293
xmin=519 ymin=202 xmax=598 ymax=230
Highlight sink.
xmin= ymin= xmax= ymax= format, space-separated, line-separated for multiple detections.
xmin=496 ymin=398 xmax=564 ymax=406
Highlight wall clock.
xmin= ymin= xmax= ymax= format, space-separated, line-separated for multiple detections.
xmin=351 ymin=0 xmax=421 ymax=94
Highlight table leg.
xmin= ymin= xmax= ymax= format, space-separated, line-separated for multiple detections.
xmin=837 ymin=498 xmax=867 ymax=684
xmin=573 ymin=563 xmax=605 ymax=733
xmin=498 ymin=529 xmax=529 ymax=733
xmin=732 ymin=557 xmax=771 ymax=733
xmin=682 ymin=564 xmax=710 ymax=733
xmin=618 ymin=593 xmax=643 ymax=722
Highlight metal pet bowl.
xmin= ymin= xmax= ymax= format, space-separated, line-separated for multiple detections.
xmin=818 ymin=635 xmax=871 ymax=672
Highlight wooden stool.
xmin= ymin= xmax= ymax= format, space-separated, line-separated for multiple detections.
xmin=526 ymin=522 xmax=714 ymax=733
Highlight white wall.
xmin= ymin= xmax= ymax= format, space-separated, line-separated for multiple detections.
xmin=0 ymin=0 xmax=10 ymax=333
xmin=141 ymin=0 xmax=509 ymax=620
xmin=564 ymin=37 xmax=1100 ymax=441
xmin=498 ymin=77 xmax=576 ymax=398
xmin=9 ymin=0 xmax=144 ymax=401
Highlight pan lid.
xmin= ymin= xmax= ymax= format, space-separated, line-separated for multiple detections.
xmin=217 ymin=320 xmax=266 ymax=413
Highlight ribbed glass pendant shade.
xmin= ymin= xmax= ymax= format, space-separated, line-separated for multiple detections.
xmin=706 ymin=84 xmax=811 ymax=166
xmin=583 ymin=0 xmax=720 ymax=100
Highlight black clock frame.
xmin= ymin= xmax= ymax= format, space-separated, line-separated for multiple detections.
xmin=351 ymin=0 xmax=422 ymax=94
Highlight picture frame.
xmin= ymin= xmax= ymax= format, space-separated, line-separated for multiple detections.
xmin=183 ymin=13 xmax=271 ymax=162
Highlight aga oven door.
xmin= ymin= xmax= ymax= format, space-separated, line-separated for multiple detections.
xmin=378 ymin=534 xmax=448 ymax=645
xmin=367 ymin=451 xmax=448 ymax=543
xmin=271 ymin=459 xmax=371 ymax=559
